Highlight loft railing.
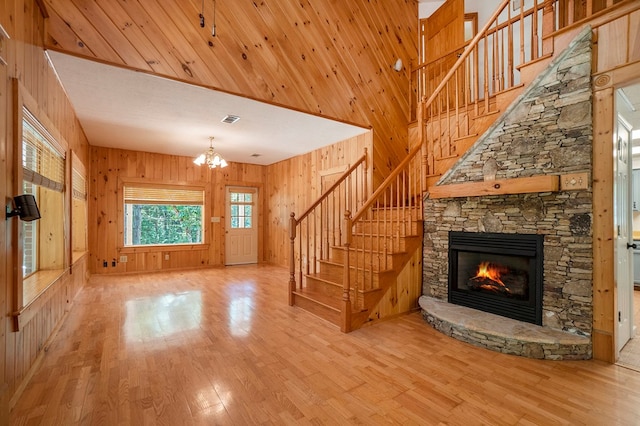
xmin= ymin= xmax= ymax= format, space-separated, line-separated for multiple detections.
xmin=415 ymin=0 xmax=555 ymax=176
xmin=288 ymin=149 xmax=368 ymax=306
xmin=413 ymin=0 xmax=630 ymax=146
xmin=414 ymin=0 xmax=633 ymax=177
xmin=556 ymin=0 xmax=629 ymax=28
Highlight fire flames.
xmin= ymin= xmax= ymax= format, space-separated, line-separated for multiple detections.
xmin=472 ymin=261 xmax=510 ymax=293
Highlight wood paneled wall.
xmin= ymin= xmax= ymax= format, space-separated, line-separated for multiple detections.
xmin=89 ymin=146 xmax=267 ymax=274
xmin=587 ymin=2 xmax=640 ymax=362
xmin=40 ymin=0 xmax=418 ymax=186
xmin=264 ymin=132 xmax=372 ymax=266
xmin=90 ymin=131 xmax=371 ymax=273
xmin=1 ymin=0 xmax=91 ymax=416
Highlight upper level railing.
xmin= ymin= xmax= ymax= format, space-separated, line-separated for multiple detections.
xmin=415 ymin=0 xmax=555 ymax=176
xmin=413 ymin=0 xmax=630 ymax=123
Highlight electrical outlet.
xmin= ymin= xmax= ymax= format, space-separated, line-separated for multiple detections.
xmin=103 ymin=260 xmax=108 ymax=268
xmin=164 ymin=253 xmax=170 ymax=261
xmin=120 ymin=255 xmax=128 ymax=263
xmin=112 ymin=259 xmax=117 ymax=267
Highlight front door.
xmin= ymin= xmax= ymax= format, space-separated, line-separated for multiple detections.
xmin=615 ymin=114 xmax=633 ymax=354
xmin=225 ymin=187 xmax=258 ymax=265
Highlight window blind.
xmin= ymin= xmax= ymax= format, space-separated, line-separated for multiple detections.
xmin=72 ymin=168 xmax=87 ymax=200
xmin=22 ymin=108 xmax=65 ymax=192
xmin=124 ymin=185 xmax=204 ymax=205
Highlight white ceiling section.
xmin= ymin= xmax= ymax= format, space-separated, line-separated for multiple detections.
xmin=46 ymin=51 xmax=369 ymax=166
xmin=617 ymin=83 xmax=640 ymax=141
xmin=418 ymin=0 xmax=445 ymax=18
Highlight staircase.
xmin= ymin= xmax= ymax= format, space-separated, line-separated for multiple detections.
xmin=292 ymin=207 xmax=422 ymax=330
xmin=289 ymin=0 xmax=610 ymax=332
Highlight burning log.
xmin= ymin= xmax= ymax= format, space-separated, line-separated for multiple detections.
xmin=466 ymin=261 xmax=528 ymax=298
xmin=468 ymin=276 xmax=512 ymax=294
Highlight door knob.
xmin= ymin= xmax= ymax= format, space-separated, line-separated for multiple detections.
xmin=628 ymin=243 xmax=637 ymax=249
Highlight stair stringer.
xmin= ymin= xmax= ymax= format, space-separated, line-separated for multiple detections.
xmin=363 ymin=242 xmax=423 ymax=326
xmin=423 ymin=26 xmax=580 ymax=189
xmin=350 ymin=229 xmax=424 ymax=330
xmin=433 ymin=28 xmax=591 ymax=188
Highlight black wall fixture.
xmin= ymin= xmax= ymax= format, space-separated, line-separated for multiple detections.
xmin=6 ymin=194 xmax=41 ymax=221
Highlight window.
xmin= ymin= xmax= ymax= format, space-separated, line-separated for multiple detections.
xmin=22 ymin=108 xmax=66 ymax=280
xmin=229 ymin=191 xmax=253 ymax=229
xmin=71 ymin=152 xmax=88 ymax=262
xmin=123 ymin=184 xmax=204 ymax=246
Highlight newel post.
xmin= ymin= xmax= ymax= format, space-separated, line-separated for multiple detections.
xmin=288 ymin=212 xmax=297 ymax=306
xmin=363 ymin=147 xmax=369 ymax=198
xmin=418 ymin=98 xmax=428 ymax=191
xmin=341 ymin=211 xmax=352 ymax=332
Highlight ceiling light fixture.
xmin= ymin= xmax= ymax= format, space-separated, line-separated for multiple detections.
xmin=194 ymin=136 xmax=228 ymax=169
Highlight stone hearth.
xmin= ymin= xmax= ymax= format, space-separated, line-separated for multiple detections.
xmin=421 ymin=28 xmax=593 ymax=360
xmin=419 ymin=296 xmax=590 ymax=360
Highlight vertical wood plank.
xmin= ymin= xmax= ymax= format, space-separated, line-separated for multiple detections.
xmin=592 ymin=86 xmax=615 ymax=363
xmin=596 ymin=16 xmax=628 ymax=72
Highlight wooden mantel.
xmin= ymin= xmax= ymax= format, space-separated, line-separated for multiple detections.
xmin=427 ymin=173 xmax=589 ymax=199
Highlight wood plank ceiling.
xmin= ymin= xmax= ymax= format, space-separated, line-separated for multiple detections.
xmin=40 ymin=0 xmax=419 ymax=181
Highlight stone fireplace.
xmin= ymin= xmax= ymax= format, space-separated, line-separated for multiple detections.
xmin=419 ymin=28 xmax=593 ymax=360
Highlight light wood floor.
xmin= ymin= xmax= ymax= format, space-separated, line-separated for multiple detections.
xmin=10 ymin=265 xmax=640 ymax=425
xmin=618 ymin=290 xmax=640 ymax=370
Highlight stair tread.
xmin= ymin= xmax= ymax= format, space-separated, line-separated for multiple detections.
xmin=293 ymin=288 xmax=341 ymax=310
xmin=305 ymin=271 xmax=342 ymax=285
xmin=318 ymin=259 xmax=395 ymax=275
xmin=352 ymin=232 xmax=421 ymax=238
xmin=331 ymin=245 xmax=408 ymax=256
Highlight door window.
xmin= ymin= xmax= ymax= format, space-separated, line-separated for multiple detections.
xmin=230 ymin=192 xmax=253 ymax=229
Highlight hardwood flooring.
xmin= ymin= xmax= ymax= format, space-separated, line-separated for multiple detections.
xmin=9 ymin=265 xmax=640 ymax=425
xmin=618 ymin=290 xmax=640 ymax=371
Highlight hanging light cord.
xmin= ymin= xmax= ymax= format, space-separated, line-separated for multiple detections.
xmin=199 ymin=0 xmax=205 ymax=27
xmin=211 ymin=0 xmax=217 ymax=37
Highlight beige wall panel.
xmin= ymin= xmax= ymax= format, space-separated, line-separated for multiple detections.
xmin=629 ymin=10 xmax=640 ymax=63
xmin=596 ymin=16 xmax=629 ymax=72
xmin=422 ymin=0 xmax=464 ymax=63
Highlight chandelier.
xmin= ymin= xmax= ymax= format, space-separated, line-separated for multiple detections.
xmin=194 ymin=137 xmax=228 ymax=168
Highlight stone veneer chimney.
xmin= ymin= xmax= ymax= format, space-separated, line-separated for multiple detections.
xmin=422 ymin=27 xmax=594 ymax=342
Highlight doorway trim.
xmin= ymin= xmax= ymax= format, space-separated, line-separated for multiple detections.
xmin=592 ymin=63 xmax=640 ymax=362
xmin=225 ymin=186 xmax=259 ymax=265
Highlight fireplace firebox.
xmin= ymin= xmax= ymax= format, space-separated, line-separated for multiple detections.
xmin=448 ymin=232 xmax=543 ymax=325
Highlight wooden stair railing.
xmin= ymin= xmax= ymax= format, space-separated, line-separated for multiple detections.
xmin=289 ymin=0 xmax=617 ymax=332
xmin=342 ymin=142 xmax=424 ymax=331
xmin=339 ymin=0 xmax=561 ymax=330
xmin=288 ymin=149 xmax=368 ymax=307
